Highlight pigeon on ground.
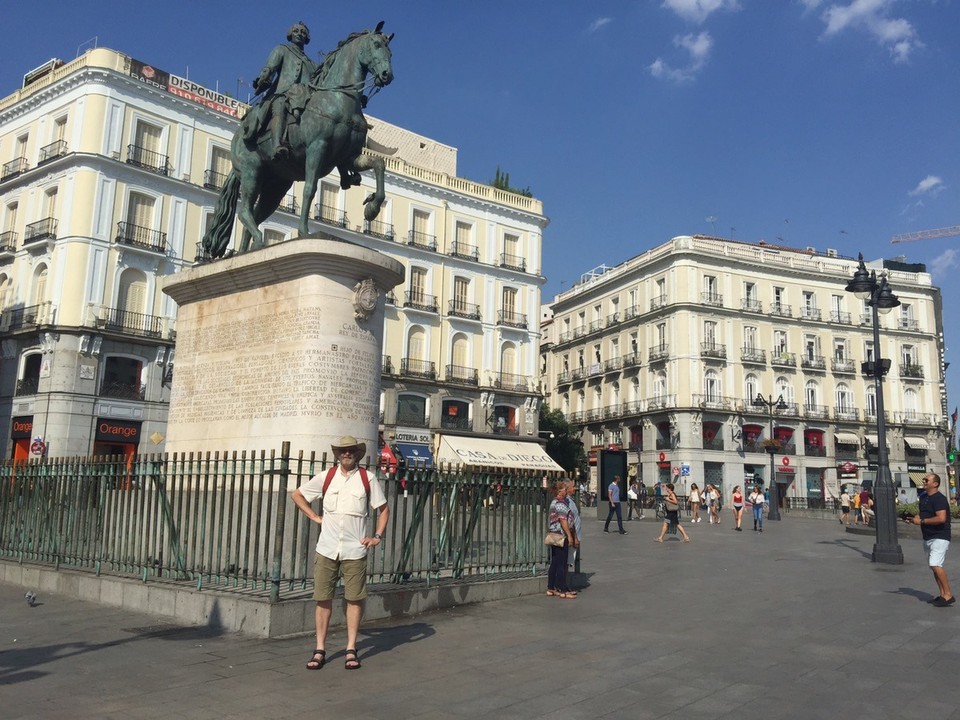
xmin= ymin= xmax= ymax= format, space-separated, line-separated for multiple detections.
xmin=24 ymin=591 xmax=37 ymax=607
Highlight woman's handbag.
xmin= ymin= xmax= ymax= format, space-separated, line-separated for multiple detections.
xmin=665 ymin=499 xmax=679 ymax=512
xmin=544 ymin=532 xmax=566 ymax=547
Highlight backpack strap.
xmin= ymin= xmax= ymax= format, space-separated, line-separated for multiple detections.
xmin=321 ymin=466 xmax=372 ymax=503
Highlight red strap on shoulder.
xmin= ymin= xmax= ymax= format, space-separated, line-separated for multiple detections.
xmin=322 ymin=466 xmax=371 ymax=499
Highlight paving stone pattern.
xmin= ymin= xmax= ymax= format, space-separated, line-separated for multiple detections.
xmin=3 ymin=517 xmax=960 ymax=719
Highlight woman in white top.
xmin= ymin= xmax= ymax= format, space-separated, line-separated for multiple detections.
xmin=688 ymin=483 xmax=702 ymax=523
xmin=748 ymin=485 xmax=765 ymax=532
xmin=707 ymin=484 xmax=721 ymax=525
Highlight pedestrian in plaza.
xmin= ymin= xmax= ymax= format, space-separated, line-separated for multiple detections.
xmin=564 ymin=478 xmax=582 ymax=591
xmin=907 ymin=473 xmax=954 ymax=607
xmin=858 ymin=487 xmax=871 ymax=525
xmin=707 ymin=484 xmax=721 ymax=525
xmin=731 ymin=485 xmax=744 ymax=531
xmin=688 ymin=483 xmax=702 ymax=523
xmin=604 ymin=475 xmax=628 ymax=534
xmin=897 ymin=488 xmax=907 ymax=505
xmin=861 ymin=492 xmax=875 ymax=526
xmin=748 ymin=485 xmax=765 ymax=532
xmin=546 ymin=480 xmax=576 ymax=599
xmin=853 ymin=490 xmax=863 ymax=524
xmin=290 ymin=435 xmax=389 ymax=671
xmin=656 ymin=482 xmax=690 ymax=542
xmin=627 ymin=479 xmax=641 ymax=521
xmin=839 ymin=487 xmax=851 ymax=525
xmin=638 ymin=480 xmax=647 ymax=516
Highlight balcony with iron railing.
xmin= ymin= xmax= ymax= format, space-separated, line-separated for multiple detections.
xmin=566 ymin=410 xmax=585 ymax=425
xmin=445 ymin=364 xmax=479 ymax=386
xmin=407 ymin=229 xmax=437 ymax=251
xmin=570 ymin=367 xmax=587 ymax=381
xmin=741 ymin=298 xmax=763 ymax=313
xmin=624 ymin=304 xmax=640 ymax=320
xmin=38 ymin=139 xmax=68 ymax=166
xmin=800 ymin=307 xmax=821 ymax=321
xmin=774 ymin=402 xmax=800 ymax=418
xmin=741 ymin=347 xmax=766 ymax=364
xmin=700 ymin=342 xmax=727 ymax=360
xmin=693 ymin=394 xmax=733 ymax=410
xmin=382 ymin=355 xmax=394 ymax=374
xmin=650 ymin=294 xmax=667 ymax=311
xmin=278 ymin=194 xmax=299 ymax=214
xmin=832 ymin=358 xmax=856 ymax=374
xmin=203 ymin=169 xmax=228 ymax=190
xmin=126 ymin=144 xmax=169 ymax=175
xmin=403 ymin=291 xmax=438 ymax=313
xmin=312 ymin=203 xmax=348 ymax=228
xmin=606 ymin=311 xmax=620 ymax=327
xmin=622 ymin=400 xmax=642 ymax=415
xmin=700 ymin=291 xmax=723 ymax=307
xmin=4 ymin=304 xmax=43 ymax=331
xmin=771 ymin=351 xmax=796 ymax=368
xmin=702 ymin=436 xmax=724 ymax=451
xmin=450 ymin=240 xmax=479 ymax=261
xmin=492 ymin=422 xmax=520 ymax=436
xmin=603 ymin=356 xmax=622 ymax=373
xmin=804 ymin=403 xmax=830 ymax=419
xmin=99 ymin=379 xmax=146 ymax=401
xmin=499 ymin=252 xmax=526 ymax=272
xmin=742 ymin=440 xmax=766 ymax=454
xmin=15 ymin=376 xmax=39 ymax=396
xmin=804 ymin=444 xmax=827 ymax=457
xmin=835 ymin=445 xmax=859 ymax=460
xmin=860 ymin=313 xmax=874 ymax=326
xmin=448 ymin=300 xmax=481 ymax=321
xmin=0 ymin=230 xmax=17 ymax=254
xmin=97 ymin=308 xmax=163 ymax=338
xmin=557 ymin=330 xmax=572 ymax=344
xmin=588 ymin=319 xmax=603 ymax=334
xmin=801 ymin=354 xmax=826 ymax=371
xmin=649 ymin=343 xmax=669 ymax=362
xmin=362 ymin=219 xmax=394 ymax=240
xmin=603 ymin=403 xmax=623 ymax=419
xmin=2 ymin=156 xmax=28 ymax=180
xmin=556 ymin=370 xmax=571 ymax=385
xmin=400 ymin=357 xmax=436 ymax=380
xmin=647 ymin=394 xmax=676 ymax=410
xmin=440 ymin=414 xmax=473 ymax=431
xmin=24 ymin=217 xmax=57 ymax=244
xmin=829 ymin=310 xmax=852 ymax=324
xmin=494 ymin=371 xmax=528 ymax=391
xmin=863 ymin=410 xmax=888 ymax=423
xmin=115 ymin=222 xmax=167 ymax=253
xmin=497 ymin=310 xmax=527 ymax=328
xmin=385 ymin=291 xmax=397 ymax=306
xmin=621 ymin=351 xmax=641 ymax=369
xmin=396 ymin=411 xmax=429 ymax=428
xmin=834 ymin=406 xmax=859 ymax=422
xmin=900 ymin=363 xmax=924 ymax=379
xmin=655 ymin=437 xmax=674 ymax=450
xmin=898 ymin=318 xmax=919 ymax=331
xmin=770 ymin=303 xmax=792 ymax=318
xmin=897 ymin=411 xmax=934 ymax=425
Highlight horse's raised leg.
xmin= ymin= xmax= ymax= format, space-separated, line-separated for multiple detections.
xmin=251 ymin=179 xmax=292 ymax=248
xmin=349 ymin=154 xmax=386 ymax=221
xmin=299 ymin=142 xmax=328 ymax=236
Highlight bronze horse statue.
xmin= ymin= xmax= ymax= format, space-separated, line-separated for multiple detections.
xmin=203 ymin=23 xmax=394 ymax=258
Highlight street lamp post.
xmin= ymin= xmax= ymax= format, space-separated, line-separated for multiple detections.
xmin=845 ymin=253 xmax=904 ymax=565
xmin=753 ymin=393 xmax=788 ymax=520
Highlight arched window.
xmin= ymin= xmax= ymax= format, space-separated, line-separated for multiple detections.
xmin=744 ymin=373 xmax=758 ymax=403
xmin=117 ymin=268 xmax=147 ymax=315
xmin=704 ymin=369 xmax=720 ymax=402
xmin=593 ymin=385 xmax=602 ymax=410
xmin=451 ymin=333 xmax=468 ymax=369
xmin=653 ymin=371 xmax=666 ymax=400
xmin=407 ymin=326 xmax=426 ymax=360
xmin=500 ymin=342 xmax=517 ymax=375
xmin=577 ymin=390 xmax=585 ymax=412
xmin=835 ymin=383 xmax=852 ymax=412
xmin=631 ymin=377 xmax=640 ymax=403
xmin=804 ymin=380 xmax=819 ymax=409
xmin=32 ymin=265 xmax=48 ymax=306
xmin=776 ymin=376 xmax=793 ymax=403
xmin=562 ymin=393 xmax=570 ymax=415
xmin=611 ymin=382 xmax=621 ymax=406
xmin=865 ymin=387 xmax=877 ymax=418
xmin=904 ymin=388 xmax=918 ymax=418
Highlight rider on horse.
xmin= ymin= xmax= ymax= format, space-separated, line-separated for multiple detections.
xmin=243 ymin=21 xmax=320 ymax=160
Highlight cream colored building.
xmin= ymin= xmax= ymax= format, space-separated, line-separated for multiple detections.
xmin=0 ymin=48 xmax=547 ymax=463
xmin=541 ymin=235 xmax=947 ymax=503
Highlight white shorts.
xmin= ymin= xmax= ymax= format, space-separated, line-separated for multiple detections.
xmin=925 ymin=538 xmax=950 ymax=568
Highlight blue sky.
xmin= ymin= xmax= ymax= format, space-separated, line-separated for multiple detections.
xmin=2 ymin=0 xmax=959 ymax=412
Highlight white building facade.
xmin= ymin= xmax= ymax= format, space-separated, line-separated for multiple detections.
xmin=541 ymin=235 xmax=948 ymax=504
xmin=0 ymin=48 xmax=548 ymax=464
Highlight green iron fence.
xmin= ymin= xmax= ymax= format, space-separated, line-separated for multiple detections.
xmin=0 ymin=442 xmax=556 ymax=601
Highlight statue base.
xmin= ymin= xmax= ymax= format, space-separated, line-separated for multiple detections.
xmin=161 ymin=236 xmax=404 ymax=462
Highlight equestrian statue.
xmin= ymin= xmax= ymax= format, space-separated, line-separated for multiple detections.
xmin=202 ymin=20 xmax=394 ymax=259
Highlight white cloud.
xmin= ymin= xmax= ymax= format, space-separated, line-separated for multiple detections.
xmin=816 ymin=0 xmax=923 ymax=63
xmin=661 ymin=0 xmax=741 ymax=24
xmin=798 ymin=0 xmax=824 ymax=9
xmin=588 ymin=17 xmax=612 ymax=33
xmin=930 ymin=248 xmax=960 ymax=281
xmin=649 ymin=31 xmax=714 ymax=83
xmin=909 ymin=175 xmax=945 ymax=197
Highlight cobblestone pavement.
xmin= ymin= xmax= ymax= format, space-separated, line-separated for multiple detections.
xmin=4 ymin=516 xmax=960 ymax=719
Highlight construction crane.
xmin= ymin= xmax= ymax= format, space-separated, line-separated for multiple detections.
xmin=890 ymin=225 xmax=960 ymax=244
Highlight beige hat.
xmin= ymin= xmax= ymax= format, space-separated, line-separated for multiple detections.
xmin=331 ymin=435 xmax=366 ymax=460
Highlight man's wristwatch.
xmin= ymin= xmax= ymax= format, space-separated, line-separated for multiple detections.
xmin=373 ymin=533 xmax=382 ymax=541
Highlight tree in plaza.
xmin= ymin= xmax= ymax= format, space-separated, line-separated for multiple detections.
xmin=539 ymin=405 xmax=586 ymax=474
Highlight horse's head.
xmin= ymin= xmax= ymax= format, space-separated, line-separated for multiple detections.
xmin=359 ymin=21 xmax=394 ymax=88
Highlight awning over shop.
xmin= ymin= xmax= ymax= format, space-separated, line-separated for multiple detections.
xmin=835 ymin=432 xmax=859 ymax=445
xmin=904 ymin=436 xmax=929 ymax=450
xmin=864 ymin=434 xmax=878 ymax=446
xmin=436 ymin=435 xmax=565 ymax=472
xmin=393 ymin=442 xmax=434 ymax=468
xmin=909 ymin=472 xmax=926 ymax=487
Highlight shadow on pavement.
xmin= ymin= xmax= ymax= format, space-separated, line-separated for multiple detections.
xmin=356 ymin=621 xmax=435 ymax=662
xmin=817 ymin=537 xmax=872 ymax=560
xmin=888 ymin=586 xmax=936 ymax=603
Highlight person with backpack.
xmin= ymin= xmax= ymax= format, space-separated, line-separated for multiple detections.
xmin=290 ymin=435 xmax=389 ymax=671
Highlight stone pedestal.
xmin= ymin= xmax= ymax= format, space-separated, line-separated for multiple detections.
xmin=161 ymin=236 xmax=404 ymax=461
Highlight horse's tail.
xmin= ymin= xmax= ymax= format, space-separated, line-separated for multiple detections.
xmin=202 ymin=170 xmax=241 ymax=259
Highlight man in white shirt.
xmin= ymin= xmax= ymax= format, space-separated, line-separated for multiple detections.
xmin=291 ymin=435 xmax=389 ymax=671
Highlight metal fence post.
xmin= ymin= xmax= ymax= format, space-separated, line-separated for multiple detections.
xmin=270 ymin=441 xmax=290 ymax=603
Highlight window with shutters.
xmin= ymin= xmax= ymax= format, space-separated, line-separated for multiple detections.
xmin=33 ymin=265 xmax=47 ymax=306
xmin=205 ymin=146 xmax=231 ymax=189
xmin=500 ymin=343 xmax=516 ymax=375
xmin=452 ymin=334 xmax=468 ymax=367
xmin=408 ymin=327 xmax=425 ymax=360
xmin=44 ymin=188 xmax=58 ymax=218
xmin=118 ymin=269 xmax=147 ymax=314
xmin=410 ymin=267 xmax=427 ymax=304
xmin=2 ymin=202 xmax=18 ymax=249
xmin=453 ymin=277 xmax=469 ymax=312
xmin=411 ymin=209 xmax=432 ymax=247
xmin=502 ymin=287 xmax=517 ymax=316
xmin=126 ymin=192 xmax=154 ymax=228
xmin=135 ymin=122 xmax=162 ymax=153
xmin=453 ymin=220 xmax=477 ymax=260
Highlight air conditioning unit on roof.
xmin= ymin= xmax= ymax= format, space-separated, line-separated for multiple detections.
xmin=826 ymin=248 xmax=838 ymax=257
